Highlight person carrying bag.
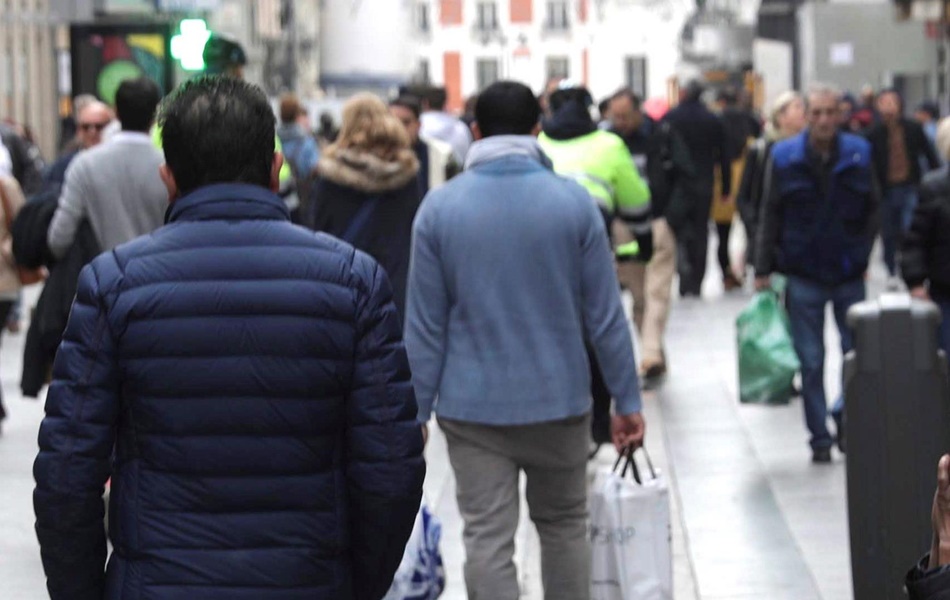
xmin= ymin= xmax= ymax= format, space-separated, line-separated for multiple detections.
xmin=590 ymin=445 xmax=672 ymax=600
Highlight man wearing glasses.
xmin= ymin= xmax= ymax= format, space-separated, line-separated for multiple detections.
xmin=47 ymin=78 xmax=167 ymax=258
xmin=42 ymin=100 xmax=113 ymax=191
xmin=755 ymin=83 xmax=880 ymax=464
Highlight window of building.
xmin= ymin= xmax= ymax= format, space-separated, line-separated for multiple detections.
xmin=546 ymin=1 xmax=570 ymax=30
xmin=476 ymin=58 xmax=500 ymax=91
xmin=416 ymin=2 xmax=431 ymax=33
xmin=545 ymin=56 xmax=571 ymax=81
xmin=476 ymin=1 xmax=499 ymax=31
xmin=417 ymin=58 xmax=431 ymax=83
xmin=546 ymin=56 xmax=570 ymax=81
xmin=625 ymin=56 xmax=648 ymax=99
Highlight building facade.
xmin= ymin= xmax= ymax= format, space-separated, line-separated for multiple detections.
xmin=411 ymin=0 xmax=697 ymax=112
xmin=210 ymin=0 xmax=321 ymax=97
xmin=319 ymin=0 xmax=415 ymax=98
xmin=1 ymin=0 xmax=64 ymax=159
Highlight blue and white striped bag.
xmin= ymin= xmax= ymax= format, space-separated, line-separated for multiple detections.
xmin=383 ymin=503 xmax=445 ymax=600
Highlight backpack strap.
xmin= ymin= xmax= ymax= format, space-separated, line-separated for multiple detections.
xmin=341 ymin=197 xmax=381 ymax=244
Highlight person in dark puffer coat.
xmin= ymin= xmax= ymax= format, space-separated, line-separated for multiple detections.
xmin=33 ymin=75 xmax=425 ymax=600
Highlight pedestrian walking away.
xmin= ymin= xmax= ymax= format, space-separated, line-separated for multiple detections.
xmin=664 ymin=79 xmax=733 ymax=297
xmin=538 ymin=81 xmax=651 ymax=446
xmin=405 ymin=81 xmax=645 ymax=600
xmin=755 ymin=83 xmax=879 ymax=464
xmin=33 ymin=75 xmax=425 ymax=600
xmin=311 ymin=93 xmax=422 ymax=323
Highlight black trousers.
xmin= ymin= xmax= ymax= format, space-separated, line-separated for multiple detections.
xmin=677 ymin=194 xmax=712 ymax=296
xmin=588 ymin=346 xmax=612 ymax=445
xmin=0 ymin=300 xmax=13 ymax=423
xmin=716 ymin=222 xmax=732 ymax=277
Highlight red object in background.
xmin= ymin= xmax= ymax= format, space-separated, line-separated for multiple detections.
xmin=444 ymin=52 xmax=462 ymax=113
xmin=643 ymin=97 xmax=670 ymax=121
xmin=102 ymin=36 xmax=133 ymax=63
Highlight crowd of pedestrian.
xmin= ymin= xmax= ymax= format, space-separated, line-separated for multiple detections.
xmin=2 ymin=28 xmax=950 ymax=597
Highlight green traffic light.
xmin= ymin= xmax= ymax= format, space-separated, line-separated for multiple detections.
xmin=170 ymin=19 xmax=211 ymax=71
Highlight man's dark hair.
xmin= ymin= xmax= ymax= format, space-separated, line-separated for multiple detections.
xmin=610 ymin=88 xmax=642 ymax=111
xmin=159 ymin=76 xmax=275 ymax=195
xmin=390 ymin=95 xmax=422 ymax=121
xmin=682 ymin=79 xmax=706 ymax=103
xmin=425 ymin=86 xmax=448 ymax=111
xmin=548 ymin=87 xmax=594 ymax=112
xmin=115 ymin=77 xmax=161 ymax=133
xmin=716 ymin=86 xmax=739 ymax=106
xmin=475 ymin=81 xmax=541 ymax=138
xmin=917 ymin=101 xmax=940 ymax=120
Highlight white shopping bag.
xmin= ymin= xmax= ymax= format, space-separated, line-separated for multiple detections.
xmin=590 ymin=446 xmax=672 ymax=600
xmin=383 ymin=501 xmax=446 ymax=600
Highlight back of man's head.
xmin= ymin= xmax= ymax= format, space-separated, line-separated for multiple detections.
xmin=682 ymin=79 xmax=706 ymax=104
xmin=279 ymin=93 xmax=302 ymax=124
xmin=425 ymin=86 xmax=448 ymax=112
xmin=115 ymin=77 xmax=161 ymax=133
xmin=160 ymin=76 xmax=275 ymax=196
xmin=475 ymin=81 xmax=540 ymax=138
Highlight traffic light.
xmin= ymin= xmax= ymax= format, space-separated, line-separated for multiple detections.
xmin=170 ymin=19 xmax=211 ymax=71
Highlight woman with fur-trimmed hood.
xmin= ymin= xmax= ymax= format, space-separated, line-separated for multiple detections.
xmin=312 ymin=93 xmax=421 ymax=321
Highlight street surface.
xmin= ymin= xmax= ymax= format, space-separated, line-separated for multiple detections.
xmin=0 ymin=233 xmax=891 ymax=599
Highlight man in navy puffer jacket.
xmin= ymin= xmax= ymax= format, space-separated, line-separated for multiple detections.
xmin=33 ymin=76 xmax=425 ymax=600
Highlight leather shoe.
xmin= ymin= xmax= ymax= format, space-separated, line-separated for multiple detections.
xmin=641 ymin=361 xmax=667 ymax=381
xmin=812 ymin=447 xmax=832 ymax=464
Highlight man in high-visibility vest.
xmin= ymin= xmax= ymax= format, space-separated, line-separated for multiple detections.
xmin=538 ymin=82 xmax=651 ymax=449
xmin=539 ymin=83 xmax=652 ymax=261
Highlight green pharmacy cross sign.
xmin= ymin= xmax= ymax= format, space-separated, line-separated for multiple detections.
xmin=171 ymin=19 xmax=211 ymax=71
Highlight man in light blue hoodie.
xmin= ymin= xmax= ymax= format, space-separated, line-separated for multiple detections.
xmin=405 ymin=81 xmax=645 ymax=600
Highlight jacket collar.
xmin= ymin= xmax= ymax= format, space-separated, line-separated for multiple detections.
xmin=785 ymin=131 xmax=866 ymax=175
xmin=166 ymin=183 xmax=290 ymax=224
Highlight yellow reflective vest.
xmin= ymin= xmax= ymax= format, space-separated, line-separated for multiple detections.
xmin=539 ymin=130 xmax=651 ymax=259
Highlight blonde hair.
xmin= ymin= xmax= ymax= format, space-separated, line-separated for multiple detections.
xmin=769 ymin=91 xmax=803 ymax=132
xmin=936 ymin=117 xmax=950 ymax=162
xmin=334 ymin=93 xmax=411 ymax=161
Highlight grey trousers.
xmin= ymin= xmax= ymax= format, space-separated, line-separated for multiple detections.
xmin=439 ymin=414 xmax=591 ymax=600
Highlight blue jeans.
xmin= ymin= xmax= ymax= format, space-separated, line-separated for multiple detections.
xmin=786 ymin=276 xmax=866 ymax=450
xmin=881 ymin=184 xmax=918 ymax=275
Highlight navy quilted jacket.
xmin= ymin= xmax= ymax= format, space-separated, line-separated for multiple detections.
xmin=33 ymin=183 xmax=426 ymax=600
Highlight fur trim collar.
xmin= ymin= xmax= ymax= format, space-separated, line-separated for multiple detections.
xmin=317 ymin=146 xmax=420 ymax=194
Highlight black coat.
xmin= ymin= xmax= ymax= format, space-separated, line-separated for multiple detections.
xmin=906 ymin=555 xmax=950 ymax=600
xmin=865 ymin=118 xmax=940 ymax=187
xmin=613 ymin=122 xmax=696 ymax=232
xmin=22 ymin=217 xmax=99 ymax=397
xmin=901 ymin=167 xmax=950 ymax=301
xmin=312 ymin=147 xmax=422 ymax=321
xmin=736 ymin=138 xmax=774 ymax=231
xmin=663 ymin=99 xmax=732 ymax=197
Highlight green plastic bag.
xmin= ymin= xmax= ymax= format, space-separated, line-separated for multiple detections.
xmin=736 ymin=291 xmax=801 ymax=405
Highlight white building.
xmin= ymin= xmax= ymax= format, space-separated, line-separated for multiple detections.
xmin=211 ymin=0 xmax=321 ymax=97
xmin=410 ymin=0 xmax=701 ymax=112
xmin=319 ymin=0 xmax=415 ymax=97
